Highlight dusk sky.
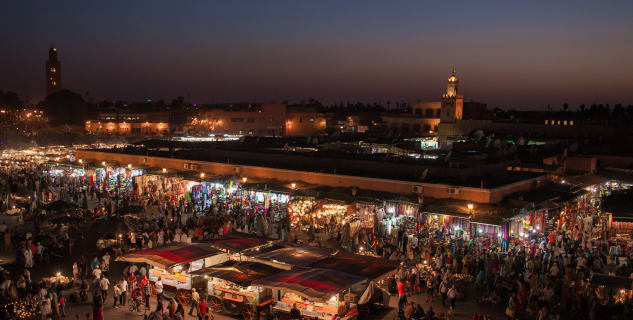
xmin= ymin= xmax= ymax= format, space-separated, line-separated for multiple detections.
xmin=2 ymin=1 xmax=633 ymax=109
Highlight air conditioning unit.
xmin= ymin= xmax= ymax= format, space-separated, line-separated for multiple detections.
xmin=449 ymin=187 xmax=460 ymax=195
xmin=413 ymin=185 xmax=424 ymax=194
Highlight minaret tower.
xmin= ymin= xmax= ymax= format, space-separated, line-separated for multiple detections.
xmin=45 ymin=46 xmax=62 ymax=96
xmin=440 ymin=68 xmax=463 ymax=123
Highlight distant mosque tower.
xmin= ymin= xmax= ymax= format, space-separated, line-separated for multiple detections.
xmin=440 ymin=68 xmax=463 ymax=123
xmin=45 ymin=46 xmax=62 ymax=96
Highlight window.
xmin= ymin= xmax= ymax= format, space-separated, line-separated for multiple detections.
xmin=545 ymin=120 xmax=548 ymax=125
xmin=309 ymin=118 xmax=315 ymax=123
xmin=246 ymin=118 xmax=255 ymax=123
xmin=425 ymin=109 xmax=434 ymax=117
xmin=563 ymin=121 xmax=567 ymax=125
xmin=415 ymin=109 xmax=422 ymax=115
xmin=231 ymin=118 xmax=244 ymax=122
xmin=570 ymin=120 xmax=574 ymax=125
xmin=436 ymin=109 xmax=441 ymax=117
xmin=557 ymin=120 xmax=561 ymax=125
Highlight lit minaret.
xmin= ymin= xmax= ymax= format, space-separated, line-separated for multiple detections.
xmin=440 ymin=68 xmax=463 ymax=123
xmin=45 ymin=46 xmax=62 ymax=96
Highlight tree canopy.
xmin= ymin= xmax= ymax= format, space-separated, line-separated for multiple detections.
xmin=39 ymin=89 xmax=92 ymax=126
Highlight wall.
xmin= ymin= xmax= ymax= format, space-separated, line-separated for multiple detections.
xmin=285 ymin=111 xmax=327 ymax=136
xmin=565 ymin=156 xmax=597 ymax=173
xmin=74 ymin=150 xmax=549 ymax=204
xmin=194 ymin=104 xmax=286 ymax=137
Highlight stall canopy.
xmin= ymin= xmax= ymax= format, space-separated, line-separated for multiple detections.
xmin=590 ymin=273 xmax=633 ymax=290
xmin=245 ymin=243 xmax=333 ymax=267
xmin=44 ymin=200 xmax=78 ymax=212
xmin=204 ymin=232 xmax=273 ymax=252
xmin=252 ymin=267 xmax=366 ymax=301
xmin=309 ymin=252 xmax=399 ymax=281
xmin=191 ymin=261 xmax=282 ymax=287
xmin=116 ymin=243 xmax=221 ymax=269
xmin=602 ymin=190 xmax=633 ymax=222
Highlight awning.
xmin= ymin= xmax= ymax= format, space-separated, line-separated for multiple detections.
xmin=115 ymin=243 xmax=222 ymax=269
xmin=590 ymin=273 xmax=633 ymax=290
xmin=190 ymin=261 xmax=282 ymax=287
xmin=244 ymin=243 xmax=333 ymax=267
xmin=204 ymin=232 xmax=273 ymax=252
xmin=252 ymin=267 xmax=366 ymax=301
xmin=309 ymin=252 xmax=398 ymax=281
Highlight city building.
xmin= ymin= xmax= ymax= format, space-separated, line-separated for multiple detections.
xmin=45 ymin=46 xmax=62 ymax=96
xmin=185 ymin=104 xmax=328 ymax=137
xmin=85 ymin=112 xmax=170 ymax=136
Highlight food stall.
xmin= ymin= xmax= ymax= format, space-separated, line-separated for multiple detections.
xmin=254 ymin=267 xmax=368 ymax=320
xmin=192 ymin=261 xmax=282 ymax=319
xmin=116 ymin=243 xmax=227 ymax=305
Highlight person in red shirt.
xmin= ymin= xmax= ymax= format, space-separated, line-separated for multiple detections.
xmin=128 ymin=273 xmax=137 ymax=290
xmin=59 ymin=296 xmax=66 ymax=317
xmin=168 ymin=299 xmax=177 ymax=318
xmin=397 ymin=279 xmax=406 ymax=310
xmin=548 ymin=233 xmax=556 ymax=243
xmin=198 ymin=298 xmax=207 ymax=320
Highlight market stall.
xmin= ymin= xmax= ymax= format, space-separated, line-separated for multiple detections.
xmin=192 ymin=261 xmax=282 ymax=319
xmin=309 ymin=251 xmax=399 ymax=282
xmin=254 ymin=267 xmax=368 ymax=320
xmin=244 ymin=243 xmax=333 ymax=269
xmin=205 ymin=232 xmax=275 ymax=261
xmin=116 ymin=243 xmax=227 ymax=305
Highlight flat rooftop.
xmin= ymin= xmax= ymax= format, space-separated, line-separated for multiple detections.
xmin=92 ymin=142 xmax=545 ymax=188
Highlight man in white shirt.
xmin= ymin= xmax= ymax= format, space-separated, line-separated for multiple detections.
xmin=155 ymin=277 xmax=164 ymax=303
xmin=93 ymin=267 xmax=102 ymax=280
xmin=119 ymin=278 xmax=128 ymax=305
xmin=99 ymin=275 xmax=110 ymax=303
xmin=188 ymin=288 xmax=200 ymax=316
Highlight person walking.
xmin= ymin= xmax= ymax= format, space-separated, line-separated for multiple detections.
xmin=188 ymin=288 xmax=200 ymax=316
xmin=447 ymin=285 xmax=458 ymax=309
xmin=144 ymin=279 xmax=152 ymax=313
xmin=198 ymin=297 xmax=207 ymax=320
xmin=98 ymin=275 xmax=110 ymax=304
xmin=59 ymin=295 xmax=66 ymax=317
xmin=119 ymin=278 xmax=128 ymax=306
xmin=155 ymin=277 xmax=164 ymax=304
xmin=113 ymin=283 xmax=121 ymax=308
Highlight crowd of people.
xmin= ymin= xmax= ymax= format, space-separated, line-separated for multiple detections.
xmin=1 ymin=159 xmax=633 ymax=320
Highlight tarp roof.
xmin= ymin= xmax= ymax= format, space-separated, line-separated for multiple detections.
xmin=309 ymin=252 xmax=399 ymax=281
xmin=590 ymin=273 xmax=633 ymax=290
xmin=204 ymin=232 xmax=273 ymax=252
xmin=567 ymin=174 xmax=609 ymax=187
xmin=252 ymin=267 xmax=366 ymax=301
xmin=244 ymin=243 xmax=333 ymax=267
xmin=116 ymin=243 xmax=221 ymax=269
xmin=190 ymin=261 xmax=282 ymax=287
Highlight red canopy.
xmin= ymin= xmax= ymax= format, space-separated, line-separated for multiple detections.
xmin=116 ymin=243 xmax=221 ymax=269
xmin=253 ymin=267 xmax=366 ymax=301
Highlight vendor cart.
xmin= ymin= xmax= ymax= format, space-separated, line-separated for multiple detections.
xmin=192 ymin=261 xmax=281 ymax=320
xmin=116 ymin=243 xmax=227 ymax=305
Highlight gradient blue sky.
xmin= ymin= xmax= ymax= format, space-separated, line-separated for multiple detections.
xmin=1 ymin=1 xmax=632 ymax=109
